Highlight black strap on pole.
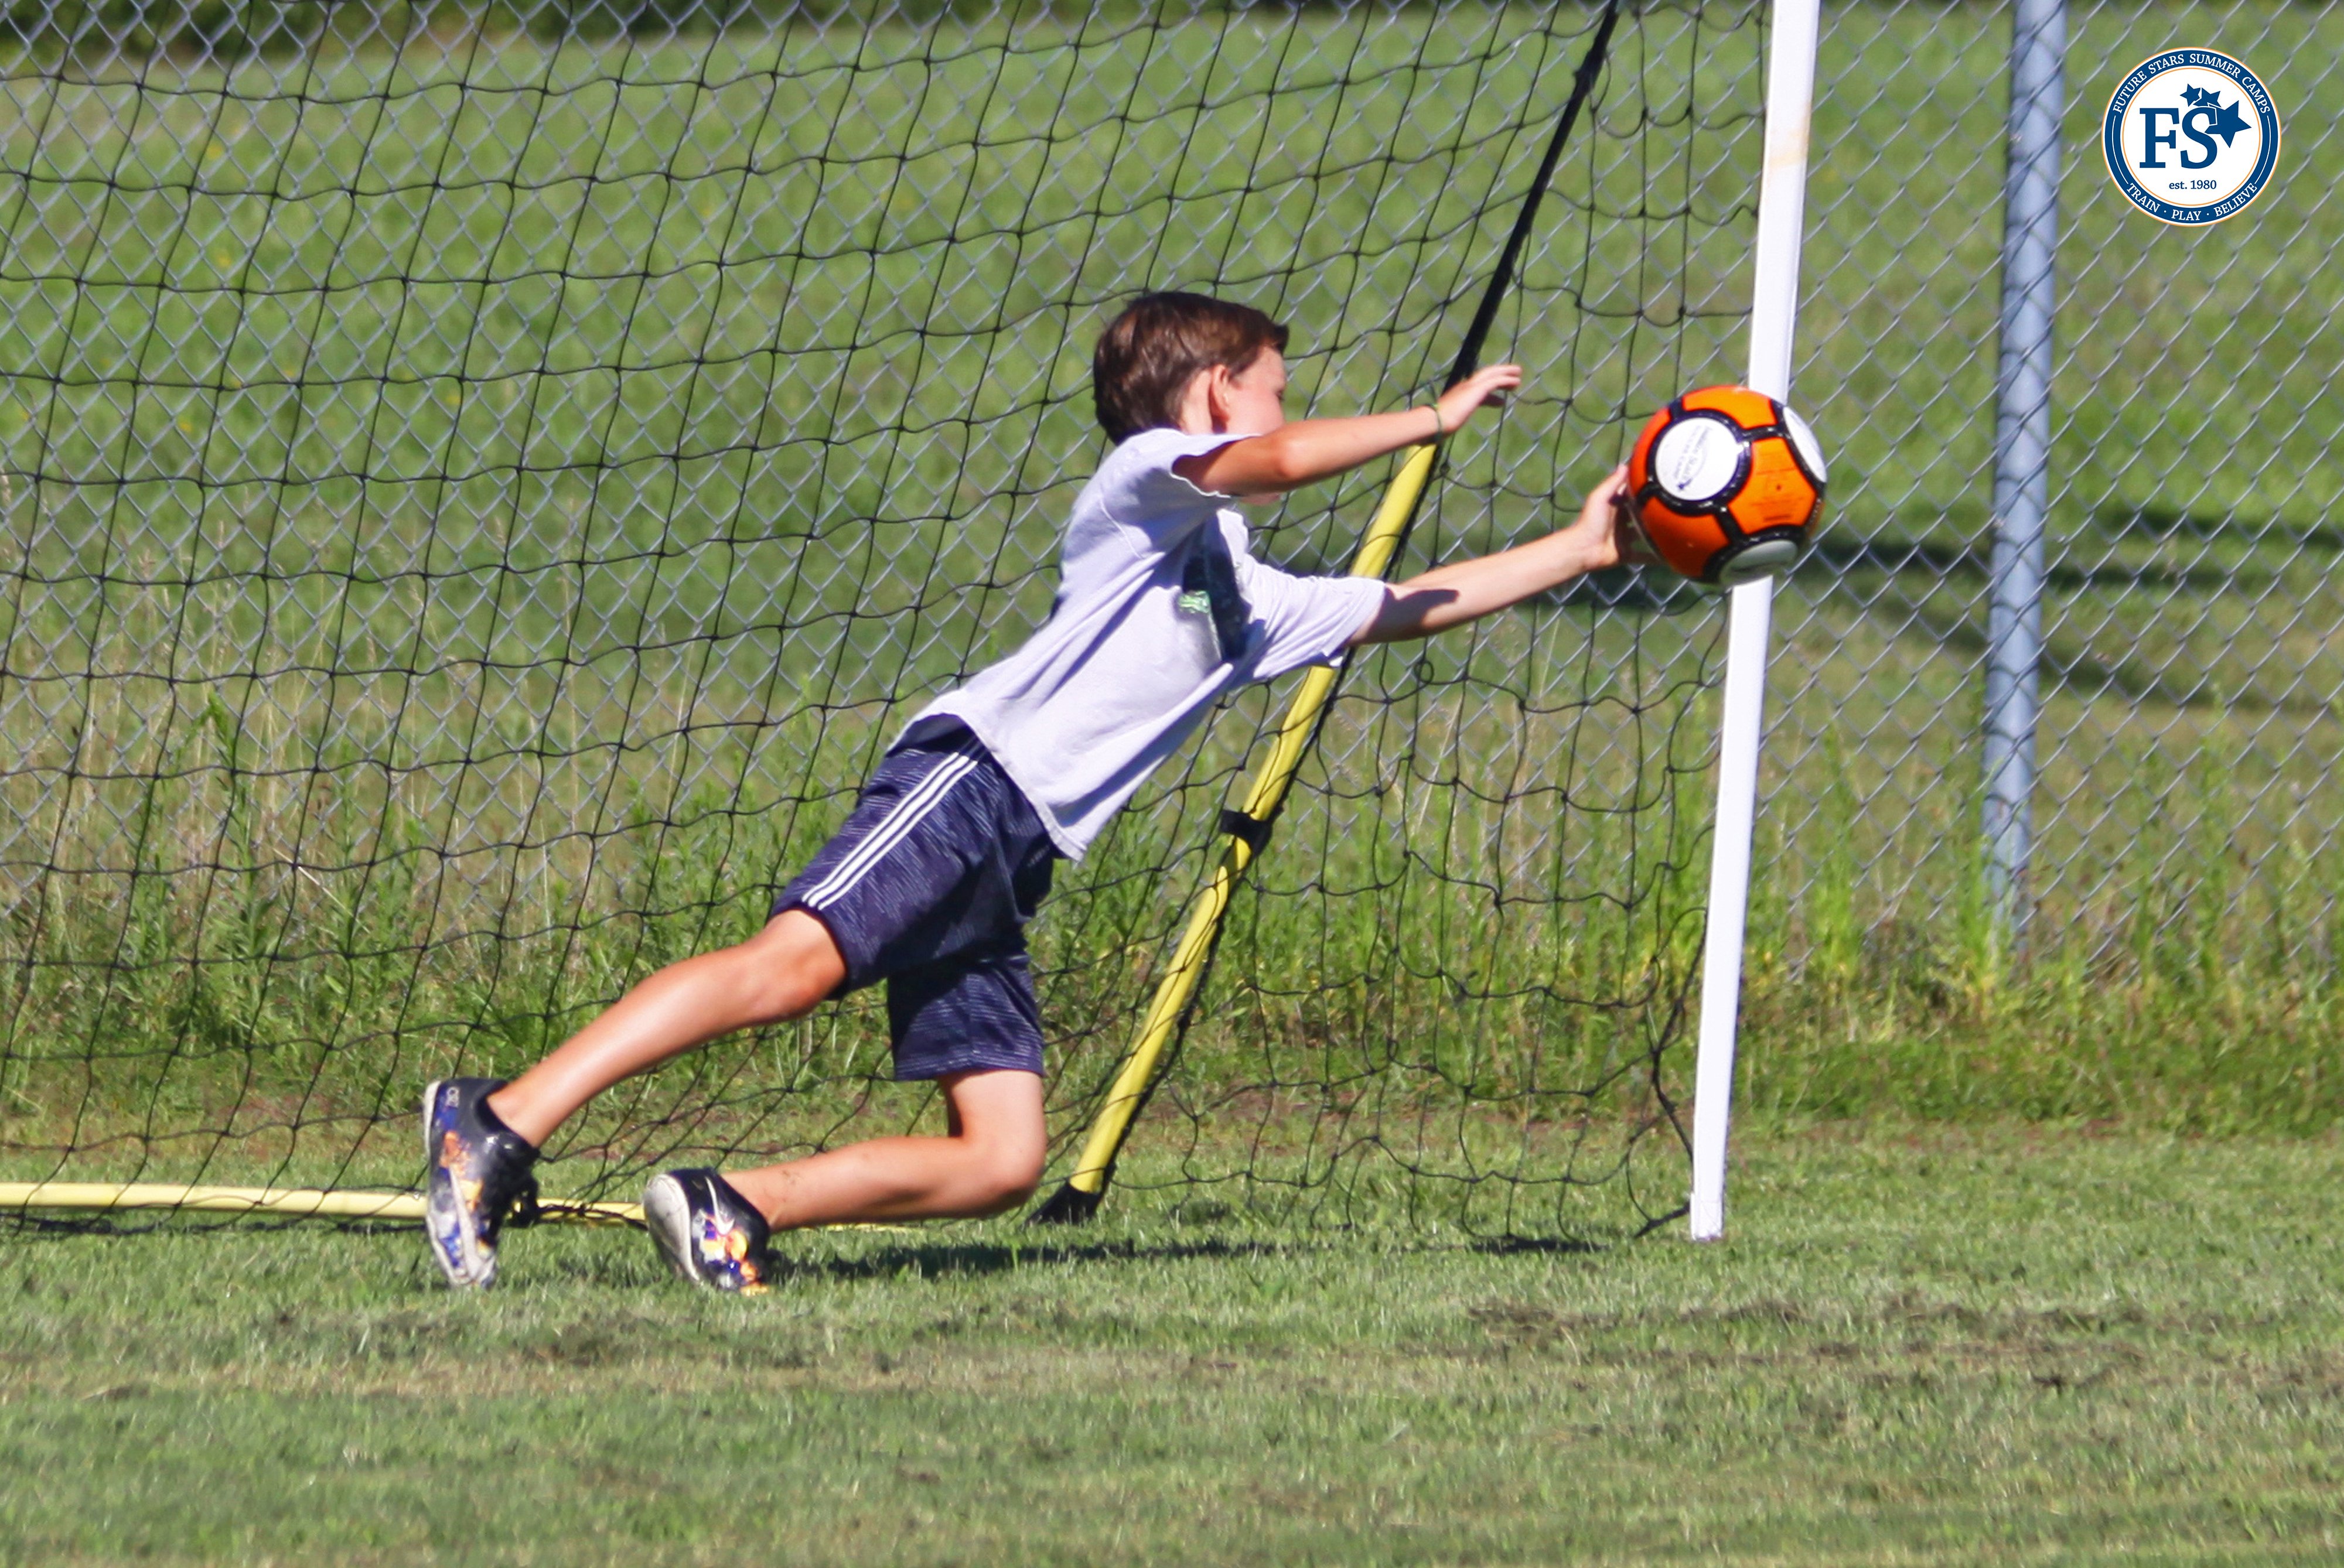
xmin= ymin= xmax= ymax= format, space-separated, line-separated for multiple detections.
xmin=1444 ymin=0 xmax=1623 ymax=391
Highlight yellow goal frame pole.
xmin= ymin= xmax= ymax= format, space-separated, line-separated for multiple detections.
xmin=0 ymin=1181 xmax=644 ymax=1225
xmin=1027 ymin=0 xmax=1622 ymax=1226
xmin=0 ymin=1181 xmax=917 ymax=1232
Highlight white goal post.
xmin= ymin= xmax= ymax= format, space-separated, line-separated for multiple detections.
xmin=1689 ymin=0 xmax=1823 ymax=1242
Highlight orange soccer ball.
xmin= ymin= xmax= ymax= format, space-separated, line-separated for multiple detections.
xmin=1625 ymin=386 xmax=1826 ymax=586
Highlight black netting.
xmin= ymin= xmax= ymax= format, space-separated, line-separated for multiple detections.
xmin=0 ymin=0 xmax=1759 ymax=1239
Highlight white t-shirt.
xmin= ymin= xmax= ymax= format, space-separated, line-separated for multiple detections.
xmin=905 ymin=427 xmax=1389 ymax=858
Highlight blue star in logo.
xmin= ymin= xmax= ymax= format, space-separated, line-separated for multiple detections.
xmin=2176 ymin=83 xmax=2252 ymax=148
xmin=2206 ymin=97 xmax=2251 ymax=146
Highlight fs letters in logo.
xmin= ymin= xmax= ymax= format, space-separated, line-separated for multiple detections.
xmin=2103 ymin=50 xmax=2280 ymax=224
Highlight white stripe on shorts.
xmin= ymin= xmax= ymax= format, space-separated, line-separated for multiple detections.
xmin=798 ymin=743 xmax=981 ymax=910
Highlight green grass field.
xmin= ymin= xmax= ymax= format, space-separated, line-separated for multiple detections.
xmin=1 ymin=9 xmax=2340 ymax=1563
xmin=6 ymin=1123 xmax=2341 ymax=1564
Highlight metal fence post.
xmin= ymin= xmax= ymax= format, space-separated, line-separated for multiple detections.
xmin=1982 ymin=0 xmax=2067 ymax=940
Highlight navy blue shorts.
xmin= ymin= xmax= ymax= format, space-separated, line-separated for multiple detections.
xmin=774 ymin=726 xmax=1057 ymax=1080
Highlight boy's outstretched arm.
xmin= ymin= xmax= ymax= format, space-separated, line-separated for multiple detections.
xmin=1174 ymin=363 xmax=1523 ymax=496
xmin=1353 ymin=463 xmax=1635 ymax=645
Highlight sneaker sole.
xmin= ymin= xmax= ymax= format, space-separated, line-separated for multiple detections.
xmin=421 ymin=1080 xmax=495 ymax=1290
xmin=641 ymin=1173 xmax=705 ymax=1286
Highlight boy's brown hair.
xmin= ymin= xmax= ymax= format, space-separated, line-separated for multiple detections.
xmin=1092 ymin=292 xmax=1289 ymax=444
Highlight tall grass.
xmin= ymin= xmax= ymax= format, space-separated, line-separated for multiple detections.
xmin=1743 ymin=724 xmax=2344 ymax=1133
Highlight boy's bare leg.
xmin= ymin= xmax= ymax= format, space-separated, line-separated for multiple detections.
xmin=722 ymin=1068 xmax=1045 ymax=1228
xmin=485 ymin=910 xmax=847 ymax=1148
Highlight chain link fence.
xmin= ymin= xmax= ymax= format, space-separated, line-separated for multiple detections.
xmin=1770 ymin=0 xmax=2340 ymax=983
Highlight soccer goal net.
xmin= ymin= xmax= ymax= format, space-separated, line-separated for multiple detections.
xmin=0 ymin=0 xmax=1769 ymax=1241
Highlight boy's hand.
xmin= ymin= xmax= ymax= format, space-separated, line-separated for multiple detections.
xmin=1557 ymin=463 xmax=1646 ymax=573
xmin=1432 ymin=364 xmax=1524 ymax=437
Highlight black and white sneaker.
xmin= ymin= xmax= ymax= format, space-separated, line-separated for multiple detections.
xmin=422 ymin=1077 xmax=540 ymax=1289
xmin=643 ymin=1169 xmax=774 ymax=1293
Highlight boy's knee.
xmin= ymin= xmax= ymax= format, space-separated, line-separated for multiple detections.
xmin=991 ymin=1157 xmax=1045 ymax=1213
xmin=938 ymin=1067 xmax=1045 ymax=1214
xmin=963 ymin=1141 xmax=1044 ymax=1215
xmin=730 ymin=911 xmax=846 ymax=1023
